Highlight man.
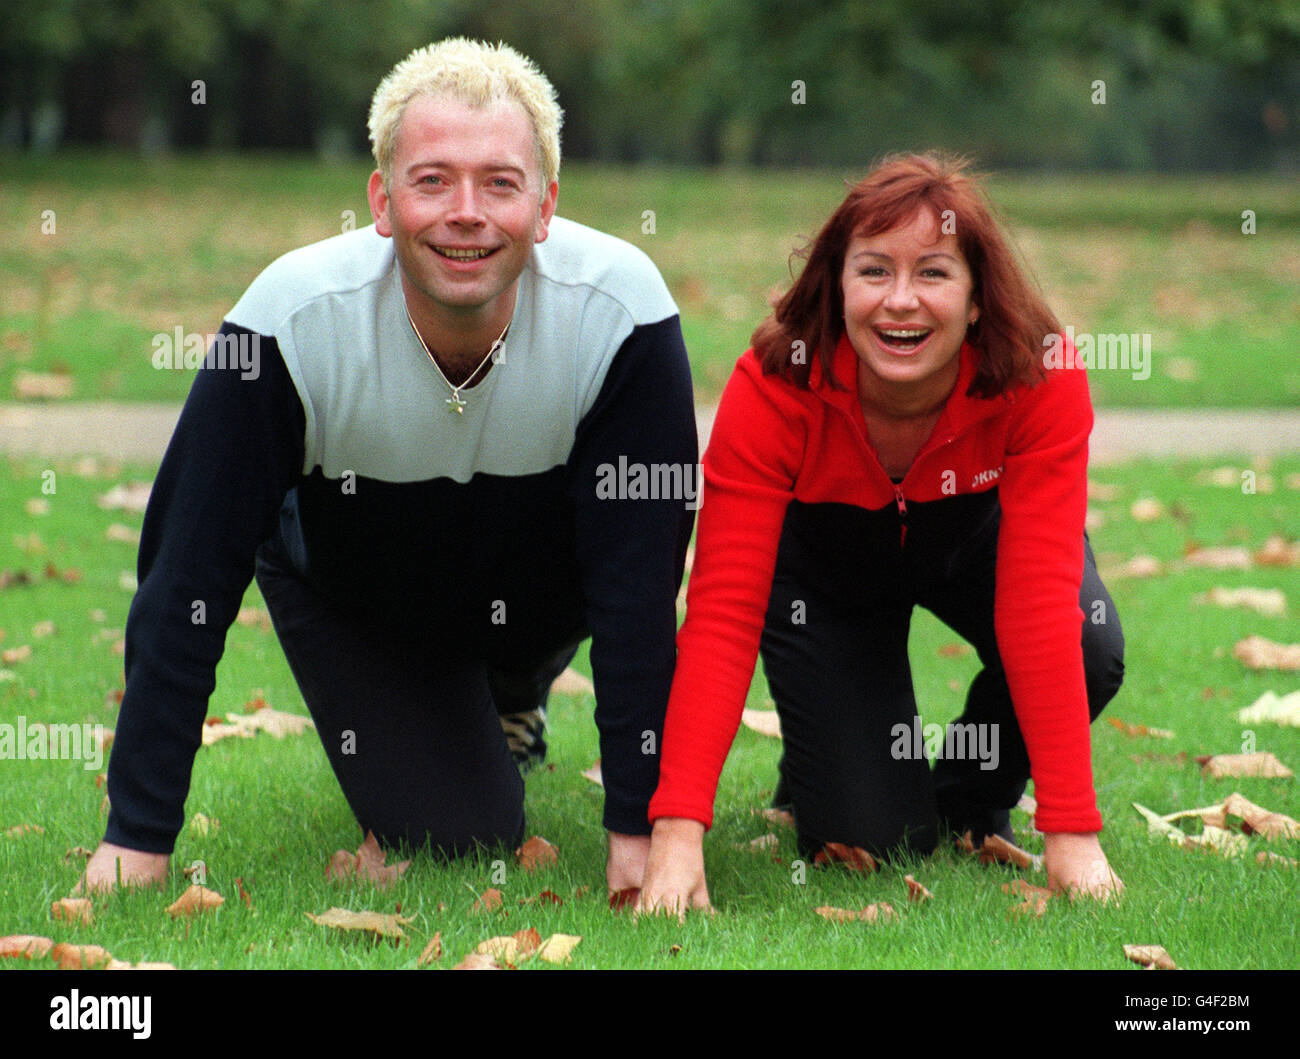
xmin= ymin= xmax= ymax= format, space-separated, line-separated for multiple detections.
xmin=81 ymin=39 xmax=696 ymax=895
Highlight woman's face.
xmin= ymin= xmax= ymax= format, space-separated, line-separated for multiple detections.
xmin=840 ymin=209 xmax=979 ymax=409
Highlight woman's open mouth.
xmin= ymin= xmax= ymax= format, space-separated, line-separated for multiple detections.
xmin=873 ymin=327 xmax=933 ymax=353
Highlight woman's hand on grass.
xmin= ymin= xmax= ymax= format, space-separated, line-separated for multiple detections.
xmin=636 ymin=817 xmax=712 ymax=921
xmin=75 ymin=841 xmax=169 ymax=894
xmin=606 ymin=830 xmax=650 ymax=898
xmin=1043 ymin=831 xmax=1123 ymax=902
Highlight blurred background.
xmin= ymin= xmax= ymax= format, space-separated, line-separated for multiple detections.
xmin=1 ymin=0 xmax=1297 ymax=404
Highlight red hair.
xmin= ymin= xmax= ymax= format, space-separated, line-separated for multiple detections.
xmin=754 ymin=153 xmax=1055 ymax=397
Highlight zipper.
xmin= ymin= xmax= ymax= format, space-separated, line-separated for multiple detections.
xmin=893 ymin=484 xmax=908 ymax=548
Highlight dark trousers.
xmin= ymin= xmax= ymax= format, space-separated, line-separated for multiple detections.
xmin=759 ymin=508 xmax=1124 ymax=860
xmin=253 ymin=537 xmax=578 ymax=856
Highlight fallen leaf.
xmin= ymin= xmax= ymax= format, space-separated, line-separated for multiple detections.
xmin=1015 ymin=794 xmax=1038 ymax=815
xmin=51 ymin=898 xmax=93 ymax=926
xmin=978 ymin=833 xmax=1042 ymax=871
xmin=1195 ymin=587 xmax=1286 ymax=617
xmin=516 ymin=835 xmax=558 ymax=872
xmin=474 ymin=929 xmax=541 ymax=965
xmin=1003 ymin=879 xmax=1053 ymax=917
xmin=581 ymin=759 xmax=603 ymax=787
xmin=1111 ymin=555 xmax=1165 ymax=579
xmin=904 ymin=875 xmax=933 ymax=903
xmin=1254 ymin=535 xmax=1300 ymax=567
xmin=104 ymin=523 xmax=140 ymax=544
xmin=1088 ymin=480 xmax=1121 ymax=501
xmin=754 ymin=807 xmax=795 ymax=829
xmin=305 ymin=907 xmax=412 ymax=942
xmin=1 ymin=645 xmax=31 ymax=664
xmin=1108 ymin=717 xmax=1175 ymax=739
xmin=472 ymin=888 xmax=503 ymax=913
xmin=814 ymin=905 xmax=860 ymax=923
xmin=0 ymin=935 xmax=54 ymax=959
xmin=1183 ymin=825 xmax=1248 ymax=857
xmin=1133 ymin=803 xmax=1189 ymax=844
xmin=537 ymin=933 xmax=582 ymax=964
xmin=50 ymin=943 xmax=114 ymax=969
xmin=31 ymin=620 xmax=55 ymax=638
xmin=813 ymin=842 xmax=879 ymax=873
xmin=608 ymin=887 xmax=639 ymax=910
xmin=1256 ymin=851 xmax=1299 ymax=868
xmin=25 ymin=498 xmax=50 ymax=516
xmin=1238 ymin=691 xmax=1300 ymax=728
xmin=1233 ymin=636 xmax=1300 ymax=672
xmin=326 ymin=831 xmax=410 ymax=888
xmin=813 ymin=902 xmax=897 ymax=924
xmin=937 ymin=642 xmax=972 ymax=658
xmin=453 ymin=952 xmax=503 ymax=970
xmin=550 ymin=667 xmax=594 ymax=696
xmin=189 ymin=812 xmax=218 ymax=836
xmin=13 ymin=370 xmax=74 ymax=400
xmin=741 ymin=708 xmax=782 ymax=739
xmin=166 ymin=884 xmax=224 ymax=918
xmin=417 ymin=932 xmax=443 ymax=967
xmin=96 ymin=482 xmax=151 ymax=513
xmin=5 ymin=823 xmax=45 ymax=838
xmin=1130 ymin=497 xmax=1164 ymax=522
xmin=1218 ymin=792 xmax=1300 ymax=840
xmin=1196 ymin=752 xmax=1293 ymax=779
xmin=63 ymin=846 xmax=93 ymax=862
xmin=235 ymin=606 xmax=272 ymax=630
xmin=201 ymin=707 xmax=314 ymax=745
xmin=1124 ymin=944 xmax=1177 ymax=970
xmin=740 ymin=833 xmax=779 ymax=852
xmin=1184 ymin=545 xmax=1252 ymax=570
xmin=234 ymin=877 xmax=252 ymax=908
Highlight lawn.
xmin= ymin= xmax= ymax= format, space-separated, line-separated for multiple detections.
xmin=1 ymin=451 xmax=1296 ymax=970
xmin=2 ymin=152 xmax=1298 ymax=408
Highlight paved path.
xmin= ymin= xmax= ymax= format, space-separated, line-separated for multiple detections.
xmin=1 ymin=402 xmax=1298 ymax=465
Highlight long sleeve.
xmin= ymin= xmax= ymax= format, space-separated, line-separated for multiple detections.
xmin=105 ymin=327 xmax=305 ymax=852
xmin=567 ymin=315 xmax=697 ymax=834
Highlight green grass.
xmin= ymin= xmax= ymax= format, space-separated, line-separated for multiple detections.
xmin=0 ymin=452 xmax=1297 ymax=969
xmin=2 ymin=151 xmax=1297 ymax=407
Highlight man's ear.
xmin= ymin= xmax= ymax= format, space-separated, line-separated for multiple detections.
xmin=534 ymin=180 xmax=559 ymax=244
xmin=368 ymin=170 xmax=392 ymax=237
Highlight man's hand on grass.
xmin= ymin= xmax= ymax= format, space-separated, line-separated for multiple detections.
xmin=75 ymin=841 xmax=169 ymax=894
xmin=606 ymin=830 xmax=650 ymax=898
xmin=1044 ymin=831 xmax=1123 ymax=902
xmin=636 ymin=817 xmax=711 ymax=922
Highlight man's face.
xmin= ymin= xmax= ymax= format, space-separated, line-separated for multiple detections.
xmin=368 ymin=93 xmax=558 ymax=329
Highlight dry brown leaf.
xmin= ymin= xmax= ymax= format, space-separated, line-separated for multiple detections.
xmin=235 ymin=606 xmax=272 ymax=630
xmin=305 ymin=907 xmax=412 ymax=942
xmin=13 ymin=371 xmax=74 ymax=400
xmin=978 ymin=833 xmax=1042 ymax=871
xmin=453 ymin=951 xmax=503 ymax=970
xmin=1256 ymin=851 xmax=1299 ymax=868
xmin=904 ymin=875 xmax=934 ymax=903
xmin=1130 ymin=497 xmax=1164 ymax=522
xmin=608 ymin=887 xmax=639 ymax=910
xmin=1124 ymin=944 xmax=1178 ymax=970
xmin=1087 ymin=480 xmax=1121 ymax=501
xmin=740 ymin=833 xmax=779 ymax=852
xmin=1109 ymin=554 xmax=1164 ymax=579
xmin=741 ymin=708 xmax=783 ymax=739
xmin=1183 ymin=825 xmax=1248 ymax=857
xmin=166 ymin=884 xmax=224 ymax=918
xmin=1238 ymin=691 xmax=1300 ymax=728
xmin=581 ymin=759 xmax=603 ymax=787
xmin=475 ymin=934 xmax=526 ymax=965
xmin=1108 ymin=717 xmax=1175 ymax=739
xmin=417 ymin=932 xmax=443 ymax=967
xmin=1233 ymin=636 xmax=1300 ymax=672
xmin=0 ymin=935 xmax=54 ymax=960
xmin=1255 ymin=535 xmax=1300 ymax=567
xmin=202 ymin=707 xmax=314 ymax=745
xmin=1196 ymin=751 xmax=1293 ymax=779
xmin=31 ymin=620 xmax=55 ymax=638
xmin=1195 ymin=587 xmax=1286 ymax=617
xmin=326 ymin=831 xmax=410 ymax=888
xmin=2 ymin=645 xmax=31 ymax=664
xmin=754 ymin=807 xmax=796 ymax=830
xmin=4 ymin=822 xmax=45 ymax=838
xmin=516 ymin=835 xmax=558 ymax=872
xmin=189 ymin=812 xmax=218 ymax=837
xmin=50 ymin=943 xmax=115 ymax=969
xmin=1133 ymin=803 xmax=1189 ymax=844
xmin=25 ymin=498 xmax=50 ymax=516
xmin=1184 ymin=545 xmax=1252 ymax=570
xmin=51 ymin=898 xmax=93 ymax=926
xmin=96 ymin=482 xmax=151 ymax=513
xmin=1220 ymin=792 xmax=1300 ymax=839
xmin=472 ymin=888 xmax=503 ymax=913
xmin=536 ymin=933 xmax=581 ymax=964
xmin=813 ymin=903 xmax=897 ymax=924
xmin=812 ymin=842 xmax=879 ymax=873
xmin=550 ymin=667 xmax=594 ymax=696
xmin=104 ymin=523 xmax=140 ymax=544
xmin=234 ymin=877 xmax=251 ymax=908
xmin=937 ymin=642 xmax=972 ymax=658
xmin=1003 ymin=879 xmax=1053 ymax=917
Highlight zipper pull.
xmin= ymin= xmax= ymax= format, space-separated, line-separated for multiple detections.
xmin=894 ymin=484 xmax=908 ymax=548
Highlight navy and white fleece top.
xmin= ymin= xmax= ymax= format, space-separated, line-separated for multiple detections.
xmin=106 ymin=217 xmax=697 ymax=852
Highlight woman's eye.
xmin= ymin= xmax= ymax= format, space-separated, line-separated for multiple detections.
xmin=859 ymin=266 xmax=887 ymax=277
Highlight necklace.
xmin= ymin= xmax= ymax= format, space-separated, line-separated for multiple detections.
xmin=404 ymin=304 xmax=509 ymax=416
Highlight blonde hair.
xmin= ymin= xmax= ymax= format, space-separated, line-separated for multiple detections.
xmin=368 ymin=38 xmax=563 ymax=193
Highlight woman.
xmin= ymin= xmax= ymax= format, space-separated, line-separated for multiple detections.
xmin=639 ymin=153 xmax=1125 ymax=913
